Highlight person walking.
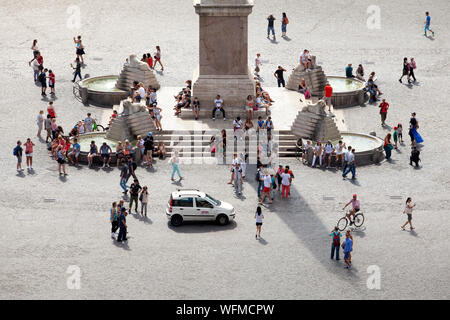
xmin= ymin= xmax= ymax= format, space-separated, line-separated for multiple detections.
xmin=72 ymin=58 xmax=82 ymax=82
xmin=409 ymin=112 xmax=423 ymax=145
xmin=117 ymin=207 xmax=128 ymax=242
xmin=233 ymin=163 xmax=243 ymax=195
xmin=267 ymin=14 xmax=276 ymax=40
xmin=342 ymin=148 xmax=356 ymax=180
xmin=73 ymin=35 xmax=85 ymax=64
xmin=379 ymin=99 xmax=389 ymax=125
xmin=255 ymin=206 xmax=264 ymax=239
xmin=140 ymin=186 xmax=149 ymax=216
xmin=330 ymin=227 xmax=341 ymax=260
xmin=409 ymin=58 xmax=417 ymax=82
xmin=13 ymin=140 xmax=24 ymax=172
xmin=280 ymin=168 xmax=291 ymax=199
xmin=281 ymin=12 xmax=289 ymax=38
xmin=343 ymin=230 xmax=353 ymax=269
xmin=24 ymin=138 xmax=35 ymax=170
xmin=110 ymin=202 xmax=119 ymax=239
xmin=410 ymin=146 xmax=421 ymax=167
xmin=128 ymin=179 xmax=142 ymax=214
xmin=153 ymin=46 xmax=164 ymax=71
xmin=274 ymin=66 xmax=287 ymax=87
xmin=383 ymin=133 xmax=393 ymax=160
xmin=170 ymin=150 xmax=183 ymax=181
xmin=119 ymin=159 xmax=129 ymax=195
xmin=402 ymin=197 xmax=416 ymax=230
xmin=424 ymin=11 xmax=435 ymax=37
xmin=399 ymin=57 xmax=411 ymax=84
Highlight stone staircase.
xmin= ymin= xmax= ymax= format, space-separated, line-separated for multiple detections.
xmin=286 ymin=56 xmax=328 ymax=97
xmin=291 ymin=103 xmax=341 ymax=142
xmin=150 ymin=129 xmax=298 ymax=159
xmin=106 ymin=111 xmax=157 ymax=141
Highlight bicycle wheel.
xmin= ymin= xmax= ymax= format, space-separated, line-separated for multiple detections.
xmin=96 ymin=124 xmax=105 ymax=132
xmin=354 ymin=213 xmax=365 ymax=228
xmin=337 ymin=217 xmax=348 ymax=231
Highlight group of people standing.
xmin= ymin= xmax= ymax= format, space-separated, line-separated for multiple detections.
xmin=266 ymin=13 xmax=289 ymax=40
xmin=28 ymin=39 xmax=56 ymax=96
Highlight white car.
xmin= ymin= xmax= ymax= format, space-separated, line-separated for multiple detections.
xmin=166 ymin=189 xmax=235 ymax=226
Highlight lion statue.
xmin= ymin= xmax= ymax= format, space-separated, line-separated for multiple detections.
xmin=121 ymin=99 xmax=146 ymax=116
xmin=128 ymin=54 xmax=150 ymax=71
xmin=301 ymin=99 xmax=327 ymax=115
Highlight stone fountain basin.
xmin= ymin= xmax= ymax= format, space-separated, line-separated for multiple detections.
xmin=71 ymin=132 xmax=135 ymax=164
xmin=327 ymin=76 xmax=367 ymax=108
xmin=78 ymin=75 xmax=129 ymax=107
xmin=302 ymin=132 xmax=384 ymax=166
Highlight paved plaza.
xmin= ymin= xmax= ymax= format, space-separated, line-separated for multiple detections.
xmin=1 ymin=0 xmax=449 ymax=300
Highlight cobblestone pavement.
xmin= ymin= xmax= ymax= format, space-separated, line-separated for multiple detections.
xmin=0 ymin=0 xmax=449 ymax=299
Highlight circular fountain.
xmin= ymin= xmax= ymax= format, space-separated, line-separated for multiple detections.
xmin=339 ymin=132 xmax=384 ymax=164
xmin=75 ymin=75 xmax=128 ymax=107
xmin=327 ymin=76 xmax=366 ymax=108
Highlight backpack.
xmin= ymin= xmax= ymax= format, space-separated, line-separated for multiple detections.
xmin=255 ymin=169 xmax=261 ymax=182
xmin=333 ymin=232 xmax=340 ymax=246
xmin=38 ymin=73 xmax=45 ymax=82
xmin=13 ymin=146 xmax=18 ymax=156
xmin=285 ymin=17 xmax=289 ymax=24
xmin=304 ymin=90 xmax=311 ymax=99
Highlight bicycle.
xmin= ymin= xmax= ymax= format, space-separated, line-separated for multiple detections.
xmin=337 ymin=210 xmax=365 ymax=231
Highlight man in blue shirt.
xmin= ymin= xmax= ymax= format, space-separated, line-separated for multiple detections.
xmin=68 ymin=138 xmax=81 ymax=166
xmin=424 ymin=12 xmax=435 ymax=37
xmin=100 ymin=142 xmax=112 ymax=168
xmin=13 ymin=140 xmax=23 ymax=172
xmin=345 ymin=64 xmax=354 ymax=78
xmin=343 ymin=230 xmax=353 ymax=269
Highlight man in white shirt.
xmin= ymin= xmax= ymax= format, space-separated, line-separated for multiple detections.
xmin=134 ymin=82 xmax=146 ymax=103
xmin=259 ymin=172 xmax=273 ymax=204
xmin=335 ymin=140 xmax=346 ymax=167
xmin=342 ymin=145 xmax=352 ymax=174
xmin=323 ymin=140 xmax=335 ymax=168
xmin=212 ymin=94 xmax=226 ymax=121
xmin=342 ymin=148 xmax=356 ymax=180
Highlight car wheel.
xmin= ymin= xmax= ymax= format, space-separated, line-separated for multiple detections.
xmin=171 ymin=215 xmax=183 ymax=227
xmin=216 ymin=214 xmax=229 ymax=226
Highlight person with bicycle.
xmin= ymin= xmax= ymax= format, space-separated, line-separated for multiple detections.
xmin=343 ymin=194 xmax=360 ymax=225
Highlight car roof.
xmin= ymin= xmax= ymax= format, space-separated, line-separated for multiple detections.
xmin=172 ymin=190 xmax=206 ymax=198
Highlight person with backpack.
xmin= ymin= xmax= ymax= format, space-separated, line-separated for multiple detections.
xmin=128 ymin=179 xmax=142 ymax=214
xmin=330 ymin=227 xmax=341 ymax=260
xmin=281 ymin=12 xmax=289 ymax=38
xmin=13 ymin=141 xmax=24 ymax=172
xmin=343 ymin=230 xmax=353 ymax=268
xmin=255 ymin=206 xmax=264 ymax=239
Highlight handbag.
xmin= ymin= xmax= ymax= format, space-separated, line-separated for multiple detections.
xmin=388 ymin=144 xmax=394 ymax=150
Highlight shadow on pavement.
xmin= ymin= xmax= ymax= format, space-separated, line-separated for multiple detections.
xmin=167 ymin=220 xmax=237 ymax=233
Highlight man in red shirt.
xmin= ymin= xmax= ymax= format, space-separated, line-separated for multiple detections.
xmin=379 ymin=99 xmax=390 ymax=126
xmin=324 ymin=83 xmax=333 ymax=112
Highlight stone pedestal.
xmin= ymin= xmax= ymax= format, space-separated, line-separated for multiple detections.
xmin=286 ymin=56 xmax=328 ymax=97
xmin=116 ymin=54 xmax=160 ymax=91
xmin=192 ymin=0 xmax=255 ymax=108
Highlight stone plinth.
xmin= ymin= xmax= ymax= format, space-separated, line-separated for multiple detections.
xmin=116 ymin=54 xmax=160 ymax=91
xmin=286 ymin=56 xmax=328 ymax=97
xmin=192 ymin=0 xmax=255 ymax=107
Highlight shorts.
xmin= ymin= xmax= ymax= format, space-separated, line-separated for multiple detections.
xmin=101 ymin=154 xmax=110 ymax=159
xmin=69 ymin=151 xmax=80 ymax=158
xmin=424 ymin=24 xmax=430 ymax=31
xmin=26 ymin=153 xmax=33 ymax=157
xmin=407 ymin=213 xmax=412 ymax=221
xmin=89 ymin=152 xmax=97 ymax=157
xmin=245 ymin=106 xmax=252 ymax=111
xmin=155 ymin=115 xmax=161 ymax=121
xmin=57 ymin=158 xmax=65 ymax=164
xmin=41 ymin=82 xmax=47 ymax=88
xmin=256 ymin=222 xmax=263 ymax=226
xmin=38 ymin=123 xmax=43 ymax=130
xmin=76 ymin=48 xmax=85 ymax=55
xmin=354 ymin=208 xmax=360 ymax=213
xmin=49 ymin=83 xmax=55 ymax=88
xmin=344 ymin=252 xmax=350 ymax=259
xmin=325 ymin=97 xmax=332 ymax=106
xmin=263 ymin=187 xmax=271 ymax=193
xmin=17 ymin=156 xmax=22 ymax=163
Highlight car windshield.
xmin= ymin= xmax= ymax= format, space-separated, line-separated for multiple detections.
xmin=205 ymin=194 xmax=220 ymax=206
